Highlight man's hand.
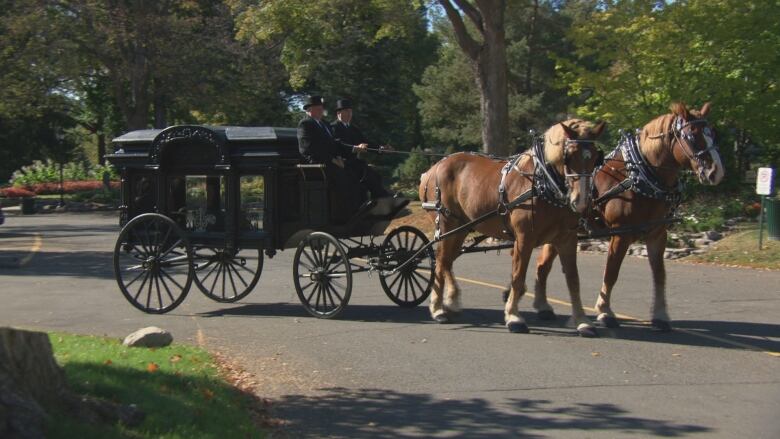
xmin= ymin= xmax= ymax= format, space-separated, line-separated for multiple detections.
xmin=354 ymin=143 xmax=368 ymax=152
xmin=380 ymin=144 xmax=394 ymax=151
xmin=331 ymin=157 xmax=345 ymax=168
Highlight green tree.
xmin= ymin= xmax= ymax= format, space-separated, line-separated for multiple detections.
xmin=558 ymin=0 xmax=780 ymax=178
xmin=231 ymin=0 xmax=437 ymax=151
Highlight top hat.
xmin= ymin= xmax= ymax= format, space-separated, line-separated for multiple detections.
xmin=303 ymin=95 xmax=324 ymax=109
xmin=335 ymin=99 xmax=352 ymax=112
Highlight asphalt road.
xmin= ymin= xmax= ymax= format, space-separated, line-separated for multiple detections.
xmin=1 ymin=212 xmax=778 ymax=438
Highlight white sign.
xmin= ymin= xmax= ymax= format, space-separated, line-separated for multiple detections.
xmin=756 ymin=167 xmax=774 ymax=195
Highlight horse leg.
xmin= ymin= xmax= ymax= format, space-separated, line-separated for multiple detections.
xmin=645 ymin=229 xmax=671 ymax=332
xmin=429 ymin=231 xmax=467 ymax=324
xmin=557 ymin=244 xmax=597 ymax=337
xmin=533 ymin=244 xmax=558 ymax=320
xmin=504 ymin=238 xmax=533 ymax=333
xmin=595 ymin=235 xmax=632 ymax=328
xmin=442 ymin=234 xmax=467 ymax=316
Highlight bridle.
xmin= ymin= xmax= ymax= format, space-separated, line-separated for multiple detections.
xmin=562 ymin=138 xmax=600 ymax=209
xmin=649 ymin=116 xmax=719 ymax=182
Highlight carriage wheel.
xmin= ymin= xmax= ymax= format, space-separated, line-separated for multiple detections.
xmin=193 ymin=247 xmax=263 ymax=303
xmin=379 ymin=226 xmax=435 ymax=307
xmin=113 ymin=213 xmax=193 ymax=314
xmin=293 ymin=232 xmax=352 ymax=318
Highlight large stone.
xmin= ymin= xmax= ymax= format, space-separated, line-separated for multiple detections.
xmin=705 ymin=230 xmax=723 ymax=241
xmin=693 ymin=238 xmax=712 ymax=248
xmin=122 ymin=327 xmax=173 ymax=348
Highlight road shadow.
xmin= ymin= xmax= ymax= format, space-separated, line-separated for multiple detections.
xmin=0 ymin=250 xmax=114 ymax=278
xmin=606 ymin=319 xmax=780 ymax=354
xmin=272 ymin=387 xmax=710 ymax=438
xmin=198 ymin=303 xmax=779 ymax=353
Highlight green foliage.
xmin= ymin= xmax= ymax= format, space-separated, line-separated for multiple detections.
xmin=394 ymin=148 xmax=432 ymax=183
xmin=10 ymin=160 xmax=118 ymax=187
xmin=415 ymin=0 xmax=572 ymax=152
xmin=233 ymin=0 xmax=437 ymax=151
xmin=48 ymin=332 xmax=263 ymax=438
xmin=558 ymin=0 xmax=780 ymax=179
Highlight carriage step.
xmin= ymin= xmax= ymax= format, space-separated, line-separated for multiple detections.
xmin=421 ymin=202 xmax=438 ymax=210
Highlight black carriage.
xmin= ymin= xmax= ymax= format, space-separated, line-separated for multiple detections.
xmin=106 ymin=125 xmax=434 ymax=318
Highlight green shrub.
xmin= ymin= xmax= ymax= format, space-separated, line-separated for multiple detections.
xmin=393 ymin=147 xmax=432 ymax=184
xmin=10 ymin=159 xmax=118 ymax=186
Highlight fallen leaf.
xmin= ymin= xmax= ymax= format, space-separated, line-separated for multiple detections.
xmin=170 ymin=354 xmax=182 ymax=363
xmin=591 ymin=352 xmax=601 ymax=357
xmin=104 ymin=359 xmax=113 ymax=365
xmin=202 ymin=388 xmax=214 ymax=400
xmin=147 ymin=362 xmax=160 ymax=373
xmin=672 ymin=353 xmax=681 ymax=357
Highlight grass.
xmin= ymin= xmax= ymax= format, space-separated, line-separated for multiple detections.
xmin=47 ymin=333 xmax=265 ymax=439
xmin=684 ymin=223 xmax=780 ymax=270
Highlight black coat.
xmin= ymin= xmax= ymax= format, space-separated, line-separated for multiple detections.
xmin=297 ymin=116 xmax=353 ymax=164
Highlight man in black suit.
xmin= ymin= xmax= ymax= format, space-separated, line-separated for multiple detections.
xmin=331 ymin=98 xmax=390 ymax=199
xmin=297 ymin=95 xmax=370 ymax=216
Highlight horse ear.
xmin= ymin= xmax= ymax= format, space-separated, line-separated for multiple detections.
xmin=669 ymin=102 xmax=690 ymax=120
xmin=560 ymin=122 xmax=578 ymax=139
xmin=700 ymin=102 xmax=712 ymax=117
xmin=591 ymin=121 xmax=607 ymax=138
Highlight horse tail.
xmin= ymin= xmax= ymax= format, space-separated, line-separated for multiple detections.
xmin=419 ymin=161 xmax=438 ymax=204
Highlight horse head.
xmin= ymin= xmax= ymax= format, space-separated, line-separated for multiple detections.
xmin=555 ymin=120 xmax=607 ymax=214
xmin=668 ymin=102 xmax=724 ymax=185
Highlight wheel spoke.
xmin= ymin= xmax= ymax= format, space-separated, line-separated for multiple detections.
xmin=226 ymin=261 xmax=238 ymax=298
xmin=221 ymin=261 xmax=227 ymax=299
xmin=408 ymin=271 xmax=425 ymax=297
xmin=227 ymin=260 xmax=248 ymax=287
xmin=200 ymin=258 xmax=221 ymax=283
xmin=159 ymin=239 xmax=184 ymax=259
xmin=160 ymin=268 xmax=185 ymax=291
xmin=325 ymin=282 xmax=344 ymax=304
xmin=123 ymin=268 xmax=147 ymax=289
xmin=154 ymin=271 xmax=164 ymax=309
xmin=227 ymin=257 xmax=258 ymax=275
xmin=304 ymin=282 xmax=318 ymax=304
xmin=301 ymin=248 xmax=320 ymax=270
xmin=133 ymin=271 xmax=151 ymax=302
xmin=145 ymin=269 xmax=154 ymax=309
xmin=158 ymin=271 xmax=176 ymax=302
xmin=387 ymin=270 xmax=404 ymax=291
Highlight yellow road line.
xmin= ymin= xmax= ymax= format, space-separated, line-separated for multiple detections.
xmin=453 ymin=274 xmax=780 ymax=358
xmin=18 ymin=233 xmax=42 ymax=266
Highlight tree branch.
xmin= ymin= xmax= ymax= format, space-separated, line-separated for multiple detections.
xmin=451 ymin=0 xmax=483 ymax=34
xmin=438 ymin=0 xmax=480 ymax=60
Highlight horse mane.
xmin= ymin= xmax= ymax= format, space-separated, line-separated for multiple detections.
xmin=639 ymin=102 xmax=690 ymax=157
xmin=542 ymin=118 xmax=597 ymax=165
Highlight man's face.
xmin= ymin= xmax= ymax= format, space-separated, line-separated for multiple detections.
xmin=338 ymin=108 xmax=352 ymax=123
xmin=307 ymin=104 xmax=324 ymax=119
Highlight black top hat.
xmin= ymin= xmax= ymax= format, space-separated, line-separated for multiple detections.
xmin=303 ymin=95 xmax=324 ymax=109
xmin=335 ymin=99 xmax=352 ymax=112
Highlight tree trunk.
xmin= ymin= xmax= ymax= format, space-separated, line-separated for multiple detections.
xmin=440 ymin=0 xmax=510 ymax=157
xmin=475 ymin=7 xmax=509 ymax=157
xmin=0 ymin=327 xmax=144 ymax=438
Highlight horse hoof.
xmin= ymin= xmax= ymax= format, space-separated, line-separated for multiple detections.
xmin=434 ymin=314 xmax=451 ymax=324
xmin=501 ymin=290 xmax=510 ymax=303
xmin=651 ymin=319 xmax=672 ymax=332
xmin=577 ymin=325 xmax=598 ymax=338
xmin=599 ymin=315 xmax=621 ymax=329
xmin=507 ymin=322 xmax=530 ymax=334
xmin=537 ymin=310 xmax=557 ymax=321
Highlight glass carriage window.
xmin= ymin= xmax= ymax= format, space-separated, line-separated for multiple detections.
xmin=240 ymin=175 xmax=264 ymax=231
xmin=169 ymin=175 xmax=225 ymax=232
xmin=131 ymin=174 xmax=156 ymax=214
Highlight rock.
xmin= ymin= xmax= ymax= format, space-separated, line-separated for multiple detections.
xmin=122 ymin=327 xmax=172 ymax=348
xmin=664 ymin=250 xmax=673 ymax=259
xmin=578 ymin=242 xmax=590 ymax=251
xmin=724 ymin=219 xmax=737 ymax=227
xmin=693 ymin=238 xmax=712 ymax=248
xmin=692 ymin=249 xmax=706 ymax=255
xmin=705 ymin=231 xmax=723 ymax=241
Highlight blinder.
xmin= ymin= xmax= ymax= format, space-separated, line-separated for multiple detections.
xmin=672 ymin=116 xmax=719 ymax=180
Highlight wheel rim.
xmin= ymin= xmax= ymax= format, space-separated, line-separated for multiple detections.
xmin=193 ymin=247 xmax=263 ymax=302
xmin=293 ymin=233 xmax=352 ymax=318
xmin=379 ymin=226 xmax=435 ymax=307
xmin=114 ymin=214 xmax=192 ymax=314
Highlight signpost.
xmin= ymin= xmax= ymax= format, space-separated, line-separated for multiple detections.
xmin=756 ymin=167 xmax=774 ymax=250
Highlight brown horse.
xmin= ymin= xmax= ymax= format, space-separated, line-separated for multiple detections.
xmin=419 ymin=120 xmax=606 ymax=336
xmin=533 ymin=103 xmax=724 ymax=332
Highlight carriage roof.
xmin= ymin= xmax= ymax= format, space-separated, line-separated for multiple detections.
xmin=107 ymin=125 xmax=301 ymax=171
